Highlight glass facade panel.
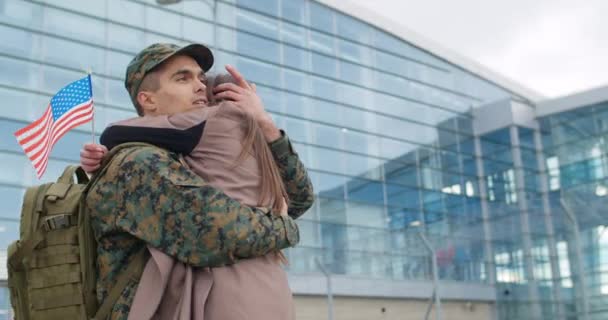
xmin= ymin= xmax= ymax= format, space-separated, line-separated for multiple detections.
xmin=44 ymin=7 xmax=105 ymax=44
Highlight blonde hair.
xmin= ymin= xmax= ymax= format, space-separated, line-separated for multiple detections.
xmin=207 ymin=74 xmax=289 ymax=264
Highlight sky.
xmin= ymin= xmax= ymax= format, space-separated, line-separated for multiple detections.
xmin=349 ymin=0 xmax=608 ymax=99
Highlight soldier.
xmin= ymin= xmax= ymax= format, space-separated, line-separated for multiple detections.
xmin=83 ymin=43 xmax=314 ymax=319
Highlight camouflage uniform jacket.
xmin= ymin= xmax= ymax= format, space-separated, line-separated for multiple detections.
xmin=85 ymin=132 xmax=314 ymax=320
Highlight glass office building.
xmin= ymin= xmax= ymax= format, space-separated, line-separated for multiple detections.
xmin=0 ymin=0 xmax=606 ymax=319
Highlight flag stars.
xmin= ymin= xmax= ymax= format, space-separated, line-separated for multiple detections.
xmin=49 ymin=76 xmax=93 ymax=121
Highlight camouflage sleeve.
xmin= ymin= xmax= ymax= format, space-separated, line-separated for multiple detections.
xmin=110 ymin=147 xmax=299 ymax=267
xmin=269 ymin=131 xmax=315 ymax=219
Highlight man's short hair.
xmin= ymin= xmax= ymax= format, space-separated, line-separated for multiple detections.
xmin=133 ymin=71 xmax=161 ymax=116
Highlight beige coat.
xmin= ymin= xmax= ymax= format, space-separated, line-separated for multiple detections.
xmin=107 ymin=103 xmax=294 ymax=320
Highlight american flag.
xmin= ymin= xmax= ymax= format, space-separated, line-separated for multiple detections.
xmin=14 ymin=75 xmax=94 ymax=178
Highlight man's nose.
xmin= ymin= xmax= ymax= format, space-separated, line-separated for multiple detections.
xmin=194 ymin=78 xmax=206 ymax=92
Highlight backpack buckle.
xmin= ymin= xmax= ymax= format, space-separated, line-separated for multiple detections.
xmin=42 ymin=214 xmax=73 ymax=231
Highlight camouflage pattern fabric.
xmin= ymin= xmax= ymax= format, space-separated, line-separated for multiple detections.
xmin=86 ymin=141 xmax=313 ymax=319
xmin=269 ymin=131 xmax=315 ymax=218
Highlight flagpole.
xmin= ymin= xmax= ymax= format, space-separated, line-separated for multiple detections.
xmin=87 ymin=67 xmax=95 ymax=143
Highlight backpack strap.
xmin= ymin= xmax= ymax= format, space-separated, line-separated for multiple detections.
xmin=58 ymin=165 xmax=89 ymax=184
xmin=83 ymin=142 xmax=157 ymax=320
xmin=91 ymin=248 xmax=147 ymax=320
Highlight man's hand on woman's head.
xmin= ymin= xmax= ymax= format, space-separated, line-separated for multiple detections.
xmin=213 ymin=65 xmax=281 ymax=142
xmin=80 ymin=143 xmax=107 ymax=173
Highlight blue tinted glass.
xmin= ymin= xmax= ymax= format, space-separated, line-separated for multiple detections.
xmin=310 ymin=30 xmax=334 ymax=54
xmin=457 ymin=116 xmax=474 ymax=135
xmin=371 ymin=90 xmax=459 ymax=126
xmin=183 ymin=17 xmax=213 ymax=44
xmin=108 ymin=24 xmax=145 ymax=52
xmin=482 ymin=141 xmax=513 ymax=164
xmin=0 ymin=119 xmax=30 ymax=153
xmin=311 ymin=76 xmax=337 ymax=101
xmin=280 ymin=24 xmax=307 ymax=46
xmin=281 ymin=0 xmax=306 ymax=23
xmin=311 ymin=52 xmax=337 ymax=78
xmin=144 ymin=31 xmax=184 ymax=47
xmin=461 ymin=157 xmax=478 ymax=176
xmin=483 ymin=128 xmax=512 ymax=145
xmin=374 ymin=31 xmax=416 ymax=60
xmin=182 ymin=0 xmax=213 ymax=20
xmin=339 ymin=60 xmax=363 ymax=85
xmin=49 ymin=0 xmax=105 ymax=17
xmin=236 ymin=57 xmax=280 ymax=87
xmin=237 ymin=0 xmax=278 ymax=16
xmin=49 ymin=129 xmax=91 ymax=161
xmin=453 ymin=70 xmax=511 ymax=102
xmin=235 ymin=9 xmax=279 ymax=40
xmin=520 ymin=148 xmax=539 ymax=170
xmin=304 ymin=100 xmax=342 ymax=126
xmin=283 ymin=69 xmax=310 ymax=93
xmin=386 ymin=183 xmax=420 ymax=209
xmin=341 ymin=108 xmax=373 ymax=131
xmin=312 ymin=124 xmax=340 ymax=149
xmin=309 ymin=2 xmax=334 ymax=32
xmin=517 ymin=127 xmax=536 ymax=149
xmin=93 ymin=105 xmax=137 ymax=131
xmin=344 ymin=153 xmax=383 ymax=180
xmin=280 ymin=116 xmax=311 ymax=144
xmin=0 ymin=89 xmax=47 ymax=123
xmin=335 ymin=82 xmax=372 ymax=108
xmin=45 ymin=7 xmax=105 ymax=44
xmin=335 ymin=12 xmax=372 ymax=43
xmin=0 ymin=56 xmax=36 ymax=89
xmin=376 ymin=116 xmax=438 ymax=142
xmin=0 ymin=24 xmax=37 ymax=59
xmin=313 ymin=176 xmax=345 ymax=201
xmin=41 ymin=67 xmax=90 ymax=96
xmin=145 ymin=6 xmax=181 ymax=36
xmin=282 ymin=93 xmax=308 ymax=117
xmin=296 ymin=219 xmax=322 ymax=247
xmin=105 ymin=78 xmax=131 ymax=108
xmin=523 ymin=170 xmax=540 ymax=191
xmin=375 ymin=72 xmax=406 ymax=97
xmin=424 ymin=208 xmax=445 ymax=225
xmin=379 ymin=138 xmax=418 ymax=160
xmin=0 ymin=153 xmax=67 ymax=186
xmin=42 ymin=36 xmax=105 ymax=73
xmin=236 ymin=31 xmax=280 ymax=63
xmin=108 ymin=0 xmax=144 ymax=26
xmin=255 ymin=85 xmax=281 ymax=112
xmin=283 ymin=45 xmax=310 ymax=71
xmin=343 ymin=130 xmax=380 ymax=157
xmin=338 ymin=39 xmax=373 ymax=65
xmin=0 ymin=0 xmax=44 ymax=29
xmin=106 ymin=50 xmax=133 ymax=79
xmin=347 ymin=179 xmax=384 ymax=206
xmin=483 ymin=159 xmax=512 ymax=175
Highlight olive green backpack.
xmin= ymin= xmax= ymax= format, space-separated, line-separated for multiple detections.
xmin=7 ymin=143 xmax=151 ymax=320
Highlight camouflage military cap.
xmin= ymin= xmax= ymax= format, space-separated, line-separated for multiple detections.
xmin=125 ymin=43 xmax=214 ymax=105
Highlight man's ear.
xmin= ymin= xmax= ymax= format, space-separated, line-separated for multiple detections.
xmin=137 ymin=91 xmax=156 ymax=114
